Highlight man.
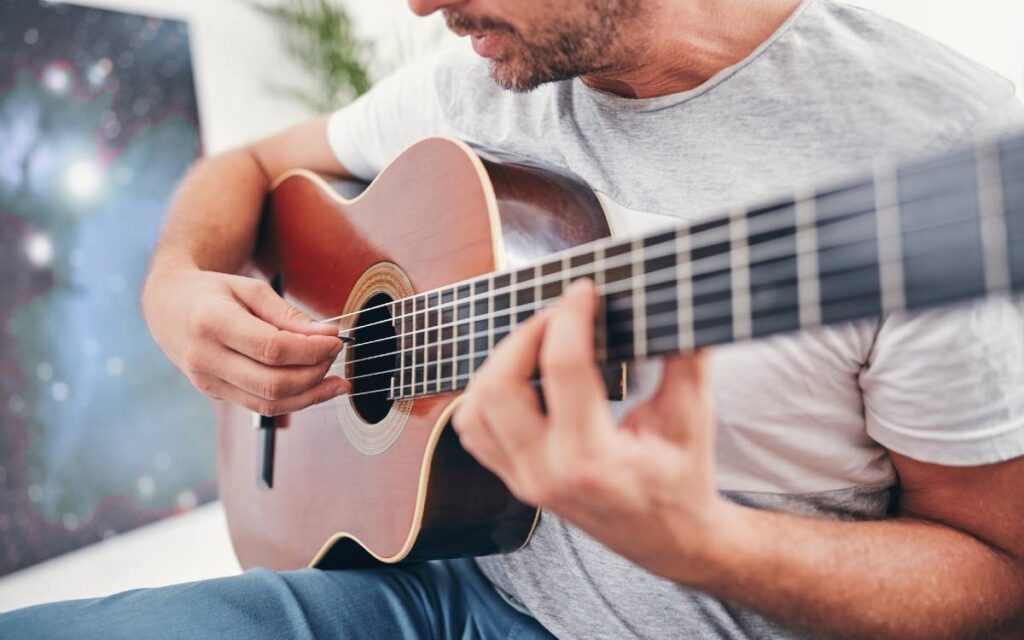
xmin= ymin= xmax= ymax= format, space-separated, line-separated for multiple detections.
xmin=2 ymin=0 xmax=1023 ymax=638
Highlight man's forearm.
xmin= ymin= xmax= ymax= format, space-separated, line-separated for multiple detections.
xmin=681 ymin=503 xmax=1024 ymax=639
xmin=149 ymin=149 xmax=270 ymax=277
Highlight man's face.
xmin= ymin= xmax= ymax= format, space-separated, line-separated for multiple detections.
xmin=409 ymin=0 xmax=640 ymax=92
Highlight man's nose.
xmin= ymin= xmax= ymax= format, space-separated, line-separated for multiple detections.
xmin=408 ymin=0 xmax=462 ymax=17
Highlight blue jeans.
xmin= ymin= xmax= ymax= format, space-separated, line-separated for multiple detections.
xmin=0 ymin=558 xmax=555 ymax=639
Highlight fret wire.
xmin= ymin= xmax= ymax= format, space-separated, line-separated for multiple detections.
xmin=410 ymin=296 xmax=418 ymax=395
xmin=391 ymin=300 xmax=400 ymax=399
xmin=729 ymin=210 xmax=752 ymax=340
xmin=676 ymin=229 xmax=694 ymax=350
xmin=592 ymin=246 xmax=607 ymax=360
xmin=435 ymin=292 xmax=443 ymax=393
xmin=534 ymin=263 xmax=543 ymax=320
xmin=468 ymin=283 xmax=477 ymax=381
xmin=421 ymin=294 xmax=430 ymax=396
xmin=794 ymin=185 xmax=821 ymax=328
xmin=487 ymin=274 xmax=495 ymax=355
xmin=451 ymin=286 xmax=459 ymax=391
xmin=473 ymin=279 xmax=489 ymax=379
xmin=629 ymin=237 xmax=647 ymax=359
xmin=874 ymin=163 xmax=905 ymax=313
xmin=509 ymin=270 xmax=518 ymax=331
xmin=976 ymin=140 xmax=1011 ymax=293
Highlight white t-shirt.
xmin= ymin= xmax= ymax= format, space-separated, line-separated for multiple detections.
xmin=326 ymin=0 xmax=1024 ymax=637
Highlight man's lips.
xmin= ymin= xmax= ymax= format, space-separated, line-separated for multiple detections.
xmin=470 ymin=31 xmax=510 ymax=58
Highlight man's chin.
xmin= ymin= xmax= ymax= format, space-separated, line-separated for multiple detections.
xmin=486 ymin=57 xmax=544 ymax=93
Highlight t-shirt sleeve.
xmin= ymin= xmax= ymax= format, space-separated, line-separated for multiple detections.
xmin=968 ymin=86 xmax=1024 ymax=140
xmin=860 ymin=295 xmax=1024 ymax=466
xmin=326 ymin=52 xmax=449 ymax=181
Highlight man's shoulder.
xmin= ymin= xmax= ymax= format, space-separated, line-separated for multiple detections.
xmin=809 ymin=0 xmax=1021 ymax=138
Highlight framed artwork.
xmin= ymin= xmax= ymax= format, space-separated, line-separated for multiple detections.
xmin=0 ymin=1 xmax=213 ymax=576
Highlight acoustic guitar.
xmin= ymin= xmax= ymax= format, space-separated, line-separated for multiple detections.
xmin=218 ymin=132 xmax=1024 ymax=571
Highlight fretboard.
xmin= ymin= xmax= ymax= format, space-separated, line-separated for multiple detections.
xmin=382 ymin=131 xmax=1024 ymax=400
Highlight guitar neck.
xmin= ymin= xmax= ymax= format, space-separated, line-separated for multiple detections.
xmin=389 ymin=132 xmax=1024 ymax=400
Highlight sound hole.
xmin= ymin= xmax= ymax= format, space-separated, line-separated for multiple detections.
xmin=350 ymin=292 xmax=397 ymax=424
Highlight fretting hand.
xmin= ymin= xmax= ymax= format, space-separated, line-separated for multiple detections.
xmin=453 ymin=278 xmax=730 ymax=581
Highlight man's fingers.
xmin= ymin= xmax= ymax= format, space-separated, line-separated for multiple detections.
xmin=199 ymin=374 xmax=350 ymax=417
xmin=540 ymin=278 xmax=610 ymax=433
xmin=456 ymin=311 xmax=549 ymax=469
xmin=467 ymin=308 xmax=549 ymax=451
xmin=474 ymin=309 xmax=550 ymax=385
xmin=213 ymin=303 xmax=342 ymax=366
xmin=232 ymin=277 xmax=337 ymax=336
xmin=203 ymin=347 xmax=340 ymax=401
xmin=648 ymin=350 xmax=715 ymax=445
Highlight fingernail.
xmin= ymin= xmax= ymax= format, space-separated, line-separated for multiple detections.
xmin=568 ymin=278 xmax=592 ymax=294
xmin=330 ymin=343 xmax=344 ymax=358
xmin=334 ymin=381 xmax=351 ymax=396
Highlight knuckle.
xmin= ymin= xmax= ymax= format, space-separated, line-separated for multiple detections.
xmin=525 ymin=476 xmax=557 ymax=506
xmin=565 ymin=463 xmax=601 ymax=495
xmin=280 ymin=304 xmax=306 ymax=323
xmin=191 ymin=375 xmax=216 ymax=396
xmin=319 ymin=359 xmax=335 ymax=376
xmin=244 ymin=278 xmax=272 ymax=296
xmin=451 ymin=405 xmax=473 ymax=434
xmin=316 ymin=385 xmax=337 ymax=404
xmin=507 ymin=471 xmax=538 ymax=505
xmin=254 ymin=400 xmax=282 ymax=417
xmin=188 ymin=307 xmax=216 ymax=339
xmin=476 ymin=382 xmax=504 ymax=406
xmin=260 ymin=336 xmax=286 ymax=364
xmin=181 ymin=347 xmax=205 ymax=374
xmin=259 ymin=377 xmax=288 ymax=401
xmin=540 ymin=345 xmax=575 ymax=377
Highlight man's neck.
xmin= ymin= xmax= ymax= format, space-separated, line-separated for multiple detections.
xmin=581 ymin=0 xmax=804 ymax=99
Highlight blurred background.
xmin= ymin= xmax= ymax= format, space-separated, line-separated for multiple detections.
xmin=0 ymin=0 xmax=1022 ymax=612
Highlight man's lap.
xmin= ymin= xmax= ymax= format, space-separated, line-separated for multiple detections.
xmin=0 ymin=557 xmax=554 ymax=640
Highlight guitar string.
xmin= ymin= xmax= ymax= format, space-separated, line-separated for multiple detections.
xmin=334 ymin=209 xmax=1010 ymax=393
xmin=344 ymin=240 xmax=991 ymax=399
xmin=340 ymin=248 xmax=988 ymax=402
xmin=320 ymin=165 xmax=995 ymax=340
xmin=331 ymin=188 xmax=998 ymax=373
xmin=313 ymin=148 xmax=1006 ymax=330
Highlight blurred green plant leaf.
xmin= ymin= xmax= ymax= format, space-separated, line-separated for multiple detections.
xmin=244 ymin=0 xmax=372 ymax=113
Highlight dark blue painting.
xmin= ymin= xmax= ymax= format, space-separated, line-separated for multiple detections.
xmin=0 ymin=1 xmax=214 ymax=576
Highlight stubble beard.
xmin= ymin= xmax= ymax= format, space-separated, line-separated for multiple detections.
xmin=446 ymin=0 xmax=640 ymax=93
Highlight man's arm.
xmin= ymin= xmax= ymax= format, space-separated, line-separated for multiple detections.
xmin=452 ymin=280 xmax=1024 ymax=640
xmin=142 ymin=115 xmax=353 ymax=416
xmin=694 ymin=454 xmax=1024 ymax=639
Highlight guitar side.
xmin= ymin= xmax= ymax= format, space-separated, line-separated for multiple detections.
xmin=217 ymin=137 xmax=614 ymax=570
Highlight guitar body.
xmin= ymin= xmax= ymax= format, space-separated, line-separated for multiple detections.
xmin=218 ymin=137 xmax=615 ymax=570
